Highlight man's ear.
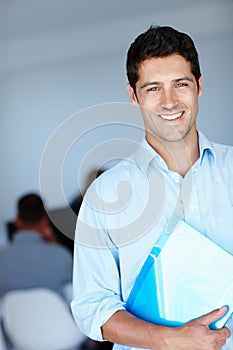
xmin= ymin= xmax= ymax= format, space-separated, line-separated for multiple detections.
xmin=198 ymin=75 xmax=203 ymax=97
xmin=41 ymin=213 xmax=50 ymax=226
xmin=15 ymin=216 xmax=22 ymax=229
xmin=127 ymin=83 xmax=139 ymax=105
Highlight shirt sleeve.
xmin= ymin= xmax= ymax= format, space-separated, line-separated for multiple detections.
xmin=71 ymin=183 xmax=126 ymax=341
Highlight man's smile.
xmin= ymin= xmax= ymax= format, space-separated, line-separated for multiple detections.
xmin=159 ymin=111 xmax=183 ymax=121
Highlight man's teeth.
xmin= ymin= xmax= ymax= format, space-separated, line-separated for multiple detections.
xmin=160 ymin=112 xmax=183 ymax=120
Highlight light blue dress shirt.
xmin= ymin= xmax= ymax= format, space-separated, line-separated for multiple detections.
xmin=71 ymin=131 xmax=233 ymax=350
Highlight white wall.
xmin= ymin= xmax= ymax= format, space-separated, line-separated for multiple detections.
xmin=1 ymin=0 xmax=233 ymax=245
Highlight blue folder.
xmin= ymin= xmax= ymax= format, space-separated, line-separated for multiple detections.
xmin=126 ymin=217 xmax=233 ymax=329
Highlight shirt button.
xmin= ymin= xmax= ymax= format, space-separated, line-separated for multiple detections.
xmin=189 ymin=206 xmax=193 ymax=212
xmin=175 ymin=176 xmax=180 ymax=183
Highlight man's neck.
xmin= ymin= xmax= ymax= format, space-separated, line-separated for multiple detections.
xmin=146 ymin=131 xmax=200 ymax=177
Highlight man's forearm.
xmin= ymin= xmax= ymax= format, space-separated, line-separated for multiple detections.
xmin=101 ymin=307 xmax=230 ymax=350
xmin=101 ymin=309 xmax=169 ymax=349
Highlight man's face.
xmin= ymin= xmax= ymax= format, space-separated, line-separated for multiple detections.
xmin=127 ymin=54 xmax=202 ymax=145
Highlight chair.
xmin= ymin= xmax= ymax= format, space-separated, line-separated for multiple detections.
xmin=1 ymin=288 xmax=86 ymax=350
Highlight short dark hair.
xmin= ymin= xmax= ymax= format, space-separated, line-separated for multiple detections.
xmin=17 ymin=193 xmax=46 ymax=224
xmin=126 ymin=25 xmax=201 ymax=92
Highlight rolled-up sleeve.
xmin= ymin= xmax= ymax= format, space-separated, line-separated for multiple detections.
xmin=71 ymin=243 xmax=125 ymax=340
xmin=71 ymin=182 xmax=126 ymax=341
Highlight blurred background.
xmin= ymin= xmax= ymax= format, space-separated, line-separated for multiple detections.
xmin=1 ymin=0 xmax=233 ymax=246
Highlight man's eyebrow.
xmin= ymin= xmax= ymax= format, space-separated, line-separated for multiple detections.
xmin=140 ymin=81 xmax=160 ymax=89
xmin=174 ymin=77 xmax=194 ymax=83
xmin=140 ymin=77 xmax=194 ymax=90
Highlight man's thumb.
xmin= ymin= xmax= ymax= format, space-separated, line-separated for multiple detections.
xmin=198 ymin=306 xmax=228 ymax=326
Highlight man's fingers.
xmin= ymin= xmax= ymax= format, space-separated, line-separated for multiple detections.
xmin=197 ymin=306 xmax=228 ymax=326
xmin=214 ymin=326 xmax=231 ymax=340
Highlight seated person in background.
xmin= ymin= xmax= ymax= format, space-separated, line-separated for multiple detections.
xmin=0 ymin=193 xmax=73 ymax=299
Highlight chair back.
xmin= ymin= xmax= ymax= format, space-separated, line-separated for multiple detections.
xmin=1 ymin=288 xmax=85 ymax=350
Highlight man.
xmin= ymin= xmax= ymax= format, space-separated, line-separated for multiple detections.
xmin=71 ymin=26 xmax=233 ymax=349
xmin=0 ymin=193 xmax=73 ymax=298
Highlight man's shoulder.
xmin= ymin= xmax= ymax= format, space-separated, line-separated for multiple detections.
xmin=93 ymin=157 xmax=139 ymax=188
xmin=0 ymin=244 xmax=11 ymax=258
xmin=84 ymin=157 xmax=141 ymax=206
xmin=211 ymin=141 xmax=233 ymax=162
xmin=45 ymin=241 xmax=72 ymax=259
xmin=99 ymin=158 xmax=136 ymax=181
xmin=209 ymin=142 xmax=233 ymax=180
xmin=199 ymin=131 xmax=233 ymax=159
xmin=212 ymin=141 xmax=233 ymax=153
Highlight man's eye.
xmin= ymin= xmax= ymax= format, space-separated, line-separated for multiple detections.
xmin=176 ymin=82 xmax=188 ymax=88
xmin=147 ymin=86 xmax=160 ymax=92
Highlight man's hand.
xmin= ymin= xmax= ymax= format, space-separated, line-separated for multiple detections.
xmin=164 ymin=306 xmax=231 ymax=350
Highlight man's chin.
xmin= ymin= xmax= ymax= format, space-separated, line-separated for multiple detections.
xmin=146 ymin=129 xmax=185 ymax=144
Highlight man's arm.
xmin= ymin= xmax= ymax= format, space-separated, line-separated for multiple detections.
xmin=102 ymin=307 xmax=231 ymax=350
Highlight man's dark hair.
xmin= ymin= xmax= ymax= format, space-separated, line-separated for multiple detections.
xmin=126 ymin=25 xmax=201 ymax=92
xmin=17 ymin=193 xmax=46 ymax=224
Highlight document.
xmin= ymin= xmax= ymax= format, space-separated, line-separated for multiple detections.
xmin=126 ymin=217 xmax=233 ymax=329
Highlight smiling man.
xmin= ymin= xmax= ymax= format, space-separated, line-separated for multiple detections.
xmin=71 ymin=26 xmax=233 ymax=350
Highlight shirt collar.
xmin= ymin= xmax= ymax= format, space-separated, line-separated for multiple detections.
xmin=134 ymin=136 xmax=161 ymax=172
xmin=197 ymin=131 xmax=216 ymax=165
xmin=134 ymin=131 xmax=216 ymax=172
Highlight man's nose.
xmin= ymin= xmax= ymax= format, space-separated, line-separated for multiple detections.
xmin=160 ymin=89 xmax=178 ymax=110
